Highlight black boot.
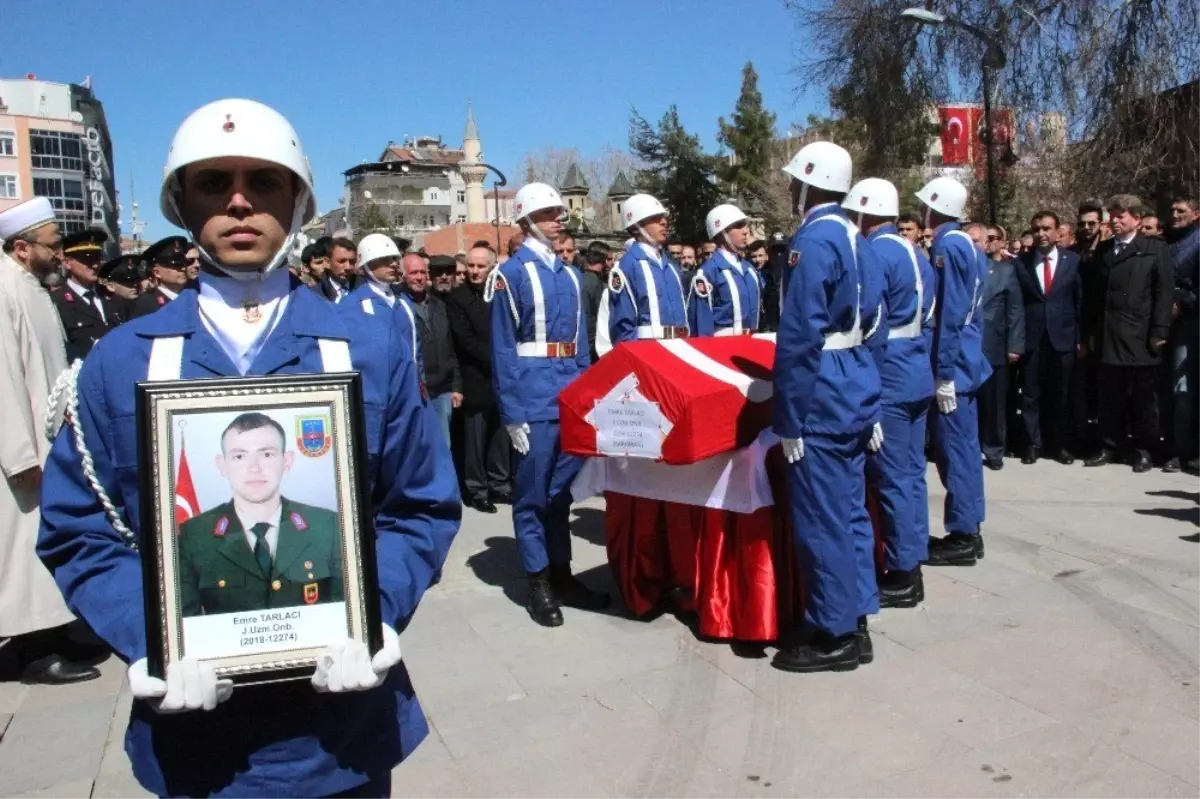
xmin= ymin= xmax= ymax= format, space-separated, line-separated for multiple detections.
xmin=548 ymin=564 xmax=611 ymax=611
xmin=1163 ymin=456 xmax=1182 ymax=473
xmin=926 ymin=533 xmax=979 ymax=566
xmin=1132 ymin=450 xmax=1152 ymax=473
xmin=856 ymin=617 xmax=873 ymax=665
xmin=526 ymin=570 xmax=563 ymax=627
xmin=880 ymin=567 xmax=924 ymax=608
xmin=772 ymin=629 xmax=860 ymax=674
xmin=1084 ymin=449 xmax=1116 ymax=467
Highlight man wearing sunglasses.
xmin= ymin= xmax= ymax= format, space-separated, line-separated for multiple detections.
xmin=131 ymin=235 xmax=192 ymax=318
xmin=50 ymin=227 xmax=129 ymax=362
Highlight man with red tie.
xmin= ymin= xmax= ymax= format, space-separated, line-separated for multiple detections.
xmin=1015 ymin=210 xmax=1084 ymax=465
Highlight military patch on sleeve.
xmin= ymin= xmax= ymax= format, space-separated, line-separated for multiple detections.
xmin=494 ymin=275 xmax=506 ymax=292
xmin=789 ymin=250 xmax=800 ymax=267
xmin=214 ymin=516 xmax=229 ymax=537
xmin=608 ymin=269 xmax=625 ymax=293
xmin=693 ymin=276 xmax=710 ymax=298
xmin=935 ymin=255 xmax=945 ymax=270
xmin=290 ymin=511 xmax=308 ymax=531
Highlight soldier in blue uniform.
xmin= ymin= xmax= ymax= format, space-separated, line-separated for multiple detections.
xmin=595 ymin=193 xmax=689 ymax=355
xmin=488 ymin=182 xmax=610 ymax=627
xmin=772 ymin=142 xmax=886 ymax=674
xmin=917 ymin=176 xmax=991 ymax=567
xmin=689 ymin=204 xmax=762 ymax=336
xmin=36 ymin=99 xmax=460 ymax=798
xmin=845 ymin=178 xmax=936 ymax=608
xmin=344 ymin=233 xmax=422 ymax=377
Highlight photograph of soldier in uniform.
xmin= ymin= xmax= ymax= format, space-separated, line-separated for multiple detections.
xmin=176 ymin=411 xmax=344 ymax=618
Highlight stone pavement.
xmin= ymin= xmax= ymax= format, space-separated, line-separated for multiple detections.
xmin=0 ymin=460 xmax=1196 ymax=798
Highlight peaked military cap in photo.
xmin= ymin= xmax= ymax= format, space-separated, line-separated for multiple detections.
xmin=62 ymin=227 xmax=109 ymax=257
xmin=143 ymin=235 xmax=191 ymax=268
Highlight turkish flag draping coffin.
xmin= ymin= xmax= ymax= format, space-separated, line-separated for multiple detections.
xmin=559 ymin=336 xmax=775 ymax=465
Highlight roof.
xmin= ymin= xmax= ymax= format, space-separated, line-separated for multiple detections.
xmin=422 ymin=222 xmax=522 ymax=256
xmin=607 ymin=171 xmax=636 ymax=197
xmin=561 ymin=163 xmax=590 ymax=193
xmin=383 ymin=146 xmax=465 ymax=166
xmin=464 ymin=102 xmax=479 ymax=142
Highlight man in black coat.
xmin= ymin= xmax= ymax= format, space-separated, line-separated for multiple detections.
xmin=404 ymin=253 xmax=462 ymax=446
xmin=445 ymin=245 xmax=510 ymax=513
xmin=580 ymin=244 xmax=607 ymax=363
xmin=50 ymin=228 xmax=130 ymax=362
xmin=317 ymin=237 xmax=358 ymax=302
xmin=131 ymin=236 xmax=192 ymax=318
xmin=1015 ymin=210 xmax=1084 ymax=465
xmin=1084 ymin=195 xmax=1175 ymax=473
xmin=978 ymin=225 xmax=1025 ymax=469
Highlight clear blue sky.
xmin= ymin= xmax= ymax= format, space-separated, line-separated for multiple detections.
xmin=1 ymin=0 xmax=823 ymax=240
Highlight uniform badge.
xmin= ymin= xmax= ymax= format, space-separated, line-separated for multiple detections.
xmin=290 ymin=511 xmax=308 ymax=531
xmin=804 ymin=162 xmax=814 ymax=175
xmin=930 ymin=192 xmax=939 ymax=203
xmin=493 ymin=275 xmax=506 ymax=292
xmin=609 ymin=270 xmax=624 ymax=292
xmin=214 ymin=516 xmax=229 ymax=537
xmin=304 ymin=583 xmax=319 ymax=605
xmin=859 ymin=196 xmax=869 ymax=207
xmin=693 ymin=278 xmax=710 ymax=298
xmin=242 ymin=301 xmax=262 ymax=324
xmin=64 ymin=292 xmax=74 ymax=302
xmin=789 ymin=251 xmax=800 ymax=267
xmin=157 ymin=296 xmax=165 ymax=306
xmin=223 ymin=114 xmax=236 ymax=133
xmin=303 ymin=560 xmax=313 ymax=570
xmin=935 ymin=255 xmax=945 ymax=270
xmin=296 ymin=415 xmax=332 ymax=458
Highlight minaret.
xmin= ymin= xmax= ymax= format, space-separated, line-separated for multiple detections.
xmin=461 ymin=102 xmax=487 ymax=224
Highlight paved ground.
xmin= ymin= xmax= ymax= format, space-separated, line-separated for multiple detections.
xmin=0 ymin=460 xmax=1196 ymax=798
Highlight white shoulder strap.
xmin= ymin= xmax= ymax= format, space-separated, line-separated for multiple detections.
xmin=878 ymin=233 xmax=923 ymax=331
xmin=638 ymin=259 xmax=663 ymax=333
xmin=360 ymin=298 xmax=375 ymax=315
xmin=521 ymin=262 xmax=548 ymax=346
xmin=318 ymin=339 xmax=352 ymax=372
xmin=563 ymin=266 xmax=582 ymax=348
xmin=147 ymin=336 xmax=185 ymax=382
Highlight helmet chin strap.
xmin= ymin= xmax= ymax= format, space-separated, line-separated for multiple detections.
xmin=923 ymin=206 xmax=933 ymax=230
xmin=171 ymin=187 xmax=309 ymax=283
xmin=523 ymin=213 xmax=562 ymax=244
xmin=795 ymin=183 xmax=810 ymax=217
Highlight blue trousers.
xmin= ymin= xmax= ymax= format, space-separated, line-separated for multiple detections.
xmin=930 ymin=391 xmax=985 ymax=534
xmin=867 ymin=399 xmax=931 ymax=571
xmin=512 ymin=421 xmax=581 ymax=573
xmin=785 ymin=428 xmax=877 ymax=638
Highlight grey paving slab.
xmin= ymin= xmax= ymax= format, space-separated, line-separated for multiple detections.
xmin=0 ymin=696 xmax=114 ymax=796
xmin=1076 ymin=697 xmax=1200 ymax=786
xmin=89 ymin=772 xmax=153 ymax=799
xmin=1 ymin=779 xmax=94 ymax=799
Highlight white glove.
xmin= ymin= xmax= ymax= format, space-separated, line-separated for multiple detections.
xmin=868 ymin=422 xmax=884 ymax=452
xmin=312 ymin=624 xmax=402 ymax=694
xmin=507 ymin=422 xmax=531 ymax=455
xmin=128 ymin=657 xmax=233 ymax=714
xmin=935 ymin=380 xmax=958 ymax=414
xmin=781 ymin=437 xmax=805 ymax=463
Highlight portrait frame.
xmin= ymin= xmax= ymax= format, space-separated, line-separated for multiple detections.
xmin=136 ymin=372 xmax=382 ymax=686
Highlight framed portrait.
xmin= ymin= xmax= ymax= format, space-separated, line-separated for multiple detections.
xmin=136 ymin=373 xmax=382 ymax=685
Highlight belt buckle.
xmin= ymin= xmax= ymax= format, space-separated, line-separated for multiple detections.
xmin=562 ymin=342 xmax=576 ymax=357
xmin=547 ymin=342 xmax=561 ymax=357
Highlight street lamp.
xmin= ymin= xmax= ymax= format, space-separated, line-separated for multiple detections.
xmin=478 ymin=163 xmax=507 ymax=254
xmin=902 ymin=7 xmax=1008 ymax=224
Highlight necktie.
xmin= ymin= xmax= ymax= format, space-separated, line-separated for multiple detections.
xmin=82 ymin=290 xmax=103 ymax=319
xmin=250 ymin=522 xmax=272 ymax=576
xmin=1042 ymin=256 xmax=1053 ymax=295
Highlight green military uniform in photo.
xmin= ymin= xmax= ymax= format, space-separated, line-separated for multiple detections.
xmin=177 ymin=497 xmax=344 ymax=616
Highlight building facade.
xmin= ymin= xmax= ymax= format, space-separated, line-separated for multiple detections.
xmin=0 ymin=77 xmax=118 ymax=247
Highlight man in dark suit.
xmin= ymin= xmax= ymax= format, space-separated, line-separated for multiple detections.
xmin=50 ymin=228 xmax=129 ymax=362
xmin=317 ymin=237 xmax=358 ymax=302
xmin=978 ymin=225 xmax=1025 ymax=469
xmin=1085 ymin=195 xmax=1175 ymax=473
xmin=445 ymin=245 xmax=510 ymax=512
xmin=1015 ymin=210 xmax=1084 ymax=465
xmin=131 ymin=236 xmax=191 ymax=318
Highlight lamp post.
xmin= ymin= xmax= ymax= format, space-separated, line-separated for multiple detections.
xmin=478 ymin=163 xmax=507 ymax=254
xmin=902 ymin=7 xmax=1008 ymax=224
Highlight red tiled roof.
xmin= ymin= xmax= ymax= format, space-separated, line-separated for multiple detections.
xmin=422 ymin=222 xmax=521 ymax=256
xmin=384 ymin=146 xmax=465 ymax=166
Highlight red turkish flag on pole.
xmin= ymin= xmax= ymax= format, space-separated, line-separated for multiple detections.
xmin=174 ymin=435 xmax=200 ymax=528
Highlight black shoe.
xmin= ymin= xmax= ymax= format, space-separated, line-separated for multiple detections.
xmin=526 ymin=570 xmax=563 ymax=627
xmin=1132 ymin=450 xmax=1152 ymax=473
xmin=880 ymin=567 xmax=924 ymax=608
xmin=1186 ymin=458 xmax=1200 ymax=475
xmin=1055 ymin=449 xmax=1075 ymax=465
xmin=467 ymin=497 xmax=498 ymax=514
xmin=926 ymin=533 xmax=978 ymax=566
xmin=1085 ymin=449 xmax=1116 ymax=467
xmin=1021 ymin=446 xmax=1041 ymax=465
xmin=548 ymin=564 xmax=611 ymax=611
xmin=20 ymin=655 xmax=101 ymax=685
xmin=1163 ymin=457 xmax=1181 ymax=474
xmin=856 ymin=617 xmax=874 ymax=664
xmin=984 ymin=457 xmax=1004 ymax=471
xmin=490 ymin=490 xmax=513 ymax=505
xmin=772 ymin=631 xmax=861 ymax=674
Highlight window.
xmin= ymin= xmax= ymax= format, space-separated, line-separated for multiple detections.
xmin=30 ymin=130 xmax=84 ymax=171
xmin=456 ymin=214 xmax=467 ymax=223
xmin=429 ymin=189 xmax=439 ymax=201
xmin=456 ymin=190 xmax=466 ymax=204
xmin=0 ymin=175 xmax=17 ymax=199
xmin=32 ymin=175 xmax=87 ymax=232
xmin=0 ymin=132 xmax=14 ymax=157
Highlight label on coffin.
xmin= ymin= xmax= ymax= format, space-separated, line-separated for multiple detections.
xmin=587 ymin=373 xmax=673 ymax=459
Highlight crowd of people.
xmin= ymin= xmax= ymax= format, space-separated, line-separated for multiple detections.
xmin=0 ymin=93 xmax=1194 ymax=797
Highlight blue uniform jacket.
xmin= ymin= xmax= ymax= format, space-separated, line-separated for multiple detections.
xmin=345 ymin=281 xmax=424 ymax=379
xmin=773 ymin=204 xmax=884 ymax=438
xmin=489 ymin=244 xmax=590 ymax=426
xmin=687 ymin=250 xmax=762 ymax=336
xmin=607 ymin=242 xmax=689 ymax=343
xmin=36 ymin=286 xmax=461 ymax=798
xmin=866 ymin=224 xmax=934 ymax=404
xmin=931 ymin=222 xmax=992 ymax=394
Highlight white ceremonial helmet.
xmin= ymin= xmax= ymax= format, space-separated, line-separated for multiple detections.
xmin=915 ymin=176 xmax=969 ymax=221
xmin=705 ymin=203 xmax=748 ymax=240
xmin=781 ymin=141 xmax=853 ymax=192
xmin=513 ymin=182 xmax=566 ymax=222
xmin=357 ymin=233 xmax=401 ymax=267
xmin=622 ymin=193 xmax=669 ymax=230
xmin=159 ymin=98 xmax=316 ymax=279
xmin=842 ymin=178 xmax=899 ymax=223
